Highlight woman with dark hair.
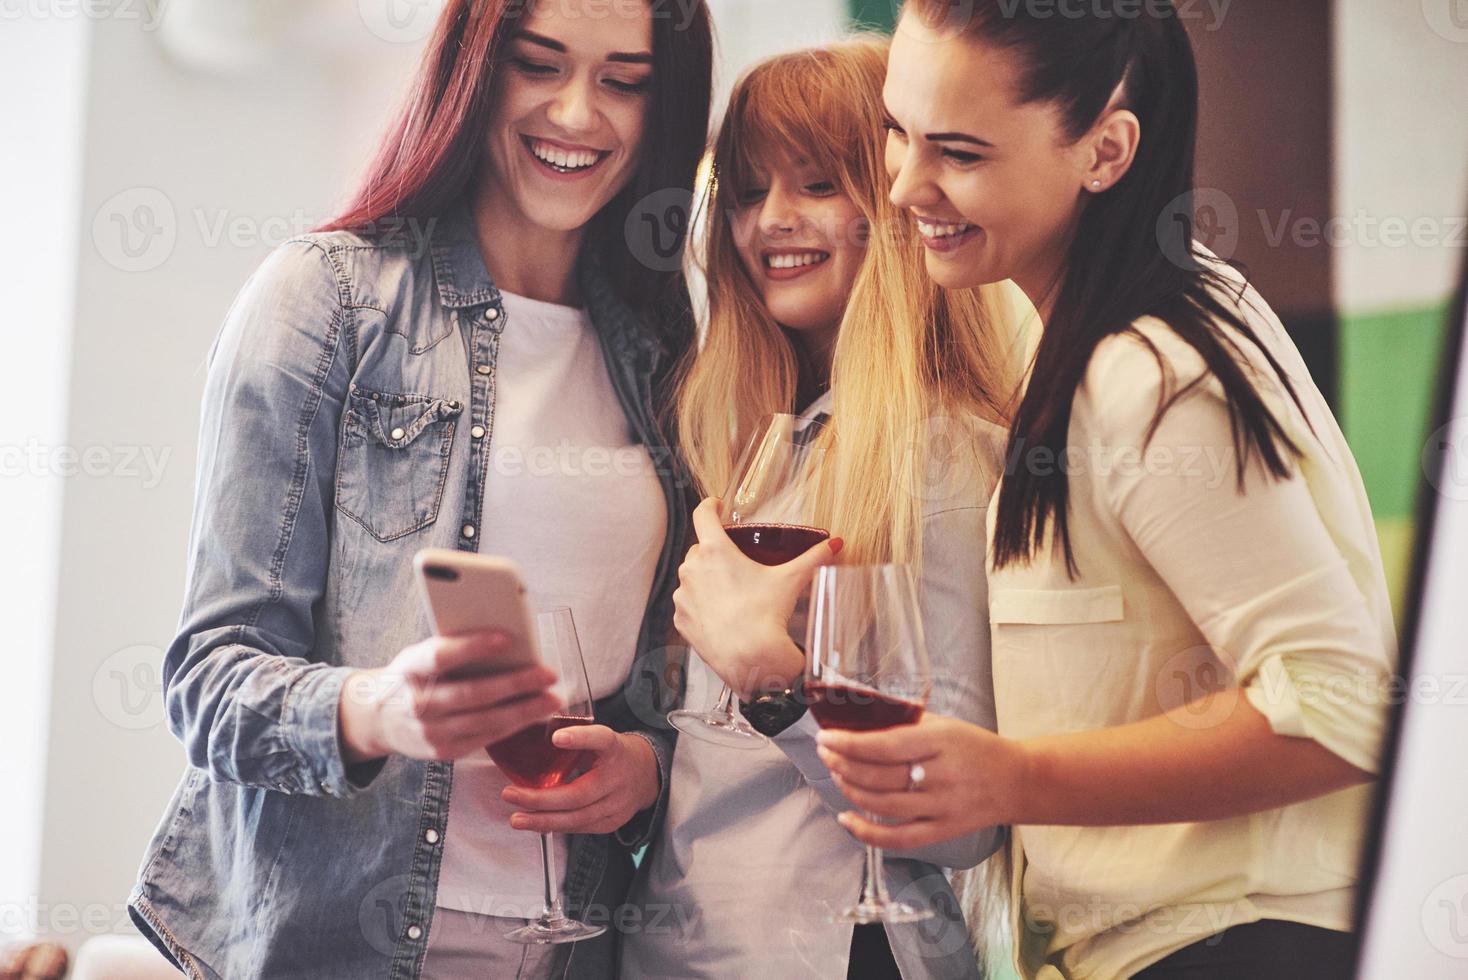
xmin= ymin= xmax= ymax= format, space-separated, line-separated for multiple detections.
xmin=126 ymin=2 xmax=712 ymax=978
xmin=818 ymin=2 xmax=1394 ymax=978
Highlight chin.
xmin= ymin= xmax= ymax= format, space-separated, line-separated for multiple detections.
xmin=517 ymin=198 xmax=603 ymax=234
xmin=922 ymin=253 xmax=989 ymax=290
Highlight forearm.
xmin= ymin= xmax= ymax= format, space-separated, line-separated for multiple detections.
xmin=1016 ymin=692 xmax=1373 ymax=826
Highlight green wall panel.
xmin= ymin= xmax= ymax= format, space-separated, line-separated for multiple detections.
xmin=1340 ymin=303 xmax=1451 ymax=523
xmin=848 ymin=0 xmax=897 ymax=31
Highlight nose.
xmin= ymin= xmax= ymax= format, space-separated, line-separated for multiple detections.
xmin=546 ymin=75 xmax=597 ymax=135
xmin=888 ymin=144 xmax=941 ymax=212
xmin=759 ymin=182 xmax=802 ymax=239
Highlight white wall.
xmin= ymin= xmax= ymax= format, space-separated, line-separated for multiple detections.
xmin=0 ymin=11 xmax=89 ymax=935
xmin=1334 ymin=1 xmax=1468 ymax=313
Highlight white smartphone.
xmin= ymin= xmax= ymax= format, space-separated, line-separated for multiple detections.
xmin=413 ymin=549 xmax=541 ymax=676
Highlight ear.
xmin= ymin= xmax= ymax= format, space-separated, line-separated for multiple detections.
xmin=1082 ymin=108 xmax=1141 ymax=194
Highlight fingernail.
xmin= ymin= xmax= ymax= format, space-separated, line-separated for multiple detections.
xmin=828 ymin=537 xmax=845 ymax=556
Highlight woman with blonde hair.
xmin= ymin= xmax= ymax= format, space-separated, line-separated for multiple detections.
xmin=619 ymin=37 xmax=1019 ymax=979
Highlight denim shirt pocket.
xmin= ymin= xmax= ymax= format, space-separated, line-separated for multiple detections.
xmin=334 ymin=384 xmax=463 ymax=542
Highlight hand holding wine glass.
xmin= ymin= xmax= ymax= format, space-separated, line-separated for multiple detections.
xmin=803 ymin=563 xmax=934 ymax=924
xmin=485 ymin=607 xmax=606 ymax=945
xmin=670 ymin=498 xmax=843 ymax=699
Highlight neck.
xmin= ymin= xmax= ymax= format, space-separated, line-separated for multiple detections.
xmin=472 ymin=179 xmax=586 ymax=306
xmin=789 ymin=323 xmax=837 ymax=406
xmin=1015 ymin=250 xmax=1068 ymax=326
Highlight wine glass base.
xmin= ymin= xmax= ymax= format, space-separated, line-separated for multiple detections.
xmin=504 ymin=916 xmax=608 ymax=945
xmin=667 ymin=709 xmax=769 ymax=749
xmin=836 ymin=901 xmax=934 ymax=925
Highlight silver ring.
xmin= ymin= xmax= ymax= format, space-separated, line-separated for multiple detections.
xmin=906 ymin=762 xmax=926 ymax=792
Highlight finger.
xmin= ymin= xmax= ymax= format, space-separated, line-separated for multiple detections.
xmin=835 ymin=810 xmax=949 ymax=851
xmin=503 ymin=772 xmax=613 ymax=813
xmin=690 ymin=497 xmax=729 ymax=546
xmin=782 ymin=533 xmax=844 ymax=578
xmin=830 ymin=774 xmax=936 ymax=820
xmin=441 ymin=690 xmax=561 ymax=743
xmin=402 ymin=631 xmax=513 ymax=679
xmin=550 ymin=723 xmax=618 ymax=752
xmin=817 ymin=745 xmax=914 ymax=793
xmin=816 ymin=726 xmax=937 ymax=765
xmin=421 ymin=665 xmax=560 ymax=718
xmin=512 ymin=803 xmax=623 ymax=835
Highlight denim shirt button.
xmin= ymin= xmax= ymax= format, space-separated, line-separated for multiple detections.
xmin=471 ymin=425 xmax=486 ymax=439
xmin=424 ymin=828 xmax=440 ymax=845
xmin=476 ymin=364 xmax=492 ymax=376
xmin=486 ymin=307 xmax=500 ymax=321
xmin=462 ymin=524 xmax=476 ymax=539
xmin=406 ymin=924 xmax=423 ymax=941
xmin=390 ymin=427 xmax=406 ymax=441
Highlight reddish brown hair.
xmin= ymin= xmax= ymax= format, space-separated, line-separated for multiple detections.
xmin=318 ymin=0 xmax=713 ymax=316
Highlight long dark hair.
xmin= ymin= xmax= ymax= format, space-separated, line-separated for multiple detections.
xmin=906 ymin=0 xmax=1310 ymax=575
xmin=318 ymin=0 xmax=713 ymax=327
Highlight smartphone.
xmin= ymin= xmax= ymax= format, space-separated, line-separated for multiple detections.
xmin=413 ymin=549 xmax=541 ymax=676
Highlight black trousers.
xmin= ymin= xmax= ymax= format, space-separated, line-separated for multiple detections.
xmin=847 ymin=923 xmax=902 ymax=980
xmin=1134 ymin=920 xmax=1355 ymax=979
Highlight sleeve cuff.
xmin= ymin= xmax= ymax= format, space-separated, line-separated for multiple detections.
xmin=283 ymin=665 xmax=385 ymax=798
xmin=615 ymin=730 xmax=671 ymax=849
xmin=1244 ymin=654 xmax=1386 ymax=775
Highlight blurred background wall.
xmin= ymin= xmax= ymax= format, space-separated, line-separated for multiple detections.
xmin=2 ymin=0 xmax=1465 ymax=964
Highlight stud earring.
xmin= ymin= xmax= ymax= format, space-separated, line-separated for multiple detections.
xmin=1091 ymin=180 xmax=1102 ymax=189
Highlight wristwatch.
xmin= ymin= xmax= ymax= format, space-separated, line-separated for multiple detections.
xmin=739 ymin=679 xmax=809 ymax=738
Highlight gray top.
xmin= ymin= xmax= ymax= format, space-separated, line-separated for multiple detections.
xmin=620 ymin=398 xmax=1009 ymax=979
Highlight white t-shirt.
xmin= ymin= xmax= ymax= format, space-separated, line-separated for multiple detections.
xmin=434 ymin=289 xmax=666 ymax=919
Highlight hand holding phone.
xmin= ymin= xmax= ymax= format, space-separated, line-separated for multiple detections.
xmin=336 ymin=552 xmax=561 ymax=765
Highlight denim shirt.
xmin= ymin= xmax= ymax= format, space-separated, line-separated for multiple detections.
xmin=127 ymin=205 xmax=691 ymax=980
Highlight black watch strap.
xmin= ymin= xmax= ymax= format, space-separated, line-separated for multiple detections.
xmin=739 ymin=679 xmax=809 ymax=738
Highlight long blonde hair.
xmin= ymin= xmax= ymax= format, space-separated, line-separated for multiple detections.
xmin=674 ymin=36 xmax=1017 ymax=568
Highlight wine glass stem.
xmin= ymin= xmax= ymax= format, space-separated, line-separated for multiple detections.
xmin=714 ymin=685 xmax=738 ymax=722
xmin=538 ymin=832 xmax=566 ymax=924
xmin=860 ymin=819 xmax=891 ymax=909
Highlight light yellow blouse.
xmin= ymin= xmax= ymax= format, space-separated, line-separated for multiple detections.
xmin=985 ymin=265 xmax=1396 ymax=979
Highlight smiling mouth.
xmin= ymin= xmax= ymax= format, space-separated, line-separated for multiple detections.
xmin=916 ymin=219 xmax=974 ymax=240
xmin=762 ymin=250 xmax=831 ymax=271
xmin=521 ymin=135 xmax=610 ymax=175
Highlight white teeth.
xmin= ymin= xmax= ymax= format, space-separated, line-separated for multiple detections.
xmin=528 ymin=139 xmax=602 ymax=172
xmin=917 ymin=220 xmax=973 ymax=239
xmin=766 ymin=252 xmax=829 ymax=270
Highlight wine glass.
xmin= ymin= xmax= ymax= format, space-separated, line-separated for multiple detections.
xmin=486 ymin=607 xmax=606 ymax=945
xmin=668 ymin=413 xmax=829 ymax=749
xmin=805 ymin=563 xmax=934 ymax=924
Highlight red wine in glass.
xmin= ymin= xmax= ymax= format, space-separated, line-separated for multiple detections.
xmin=803 ymin=682 xmax=924 ymax=732
xmin=726 ymin=523 xmax=830 ymax=566
xmin=486 ymin=715 xmax=593 ymax=789
xmin=668 ymin=412 xmax=829 ymax=749
xmin=805 ymin=563 xmax=934 ymax=924
xmin=498 ymin=607 xmax=606 ymax=946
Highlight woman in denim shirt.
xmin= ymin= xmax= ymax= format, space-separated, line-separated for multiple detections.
xmin=127 ymin=2 xmax=711 ymax=978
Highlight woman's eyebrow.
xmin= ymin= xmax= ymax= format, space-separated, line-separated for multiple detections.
xmin=925 ymin=130 xmax=994 ymax=148
xmin=513 ymin=29 xmax=653 ymax=65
